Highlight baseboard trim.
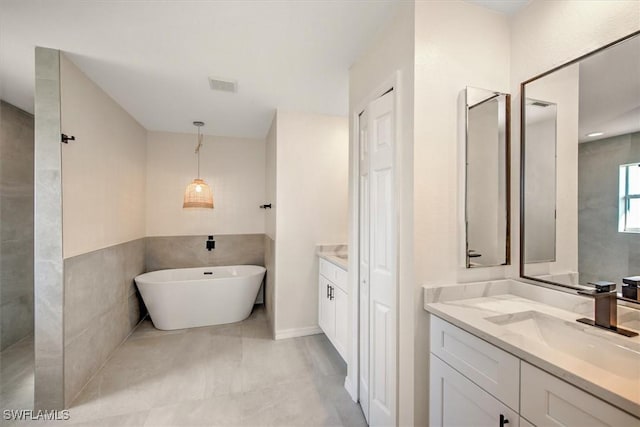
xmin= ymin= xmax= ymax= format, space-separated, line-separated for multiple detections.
xmin=344 ymin=376 xmax=357 ymax=402
xmin=274 ymin=326 xmax=323 ymax=340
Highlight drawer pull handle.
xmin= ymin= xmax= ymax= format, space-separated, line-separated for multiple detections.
xmin=499 ymin=414 xmax=509 ymax=427
xmin=329 ymin=286 xmax=335 ymax=300
xmin=327 ymin=284 xmax=330 ymax=299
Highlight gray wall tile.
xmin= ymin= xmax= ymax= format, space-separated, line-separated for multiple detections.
xmin=264 ymin=235 xmax=275 ymax=338
xmin=33 ymin=47 xmax=64 ymax=410
xmin=145 ymin=234 xmax=265 ymax=272
xmin=0 ymin=101 xmax=34 ymax=351
xmin=63 ymin=238 xmax=146 ymax=406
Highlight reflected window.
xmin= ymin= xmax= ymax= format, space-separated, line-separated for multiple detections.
xmin=619 ymin=162 xmax=640 ymax=233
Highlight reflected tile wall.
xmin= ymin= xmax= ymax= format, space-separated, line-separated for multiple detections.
xmin=64 ymin=238 xmax=146 ymax=406
xmin=145 ymin=234 xmax=265 ymax=272
xmin=578 ymin=132 xmax=640 ymax=285
xmin=0 ymin=101 xmax=34 ymax=351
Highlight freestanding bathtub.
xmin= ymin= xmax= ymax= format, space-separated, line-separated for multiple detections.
xmin=135 ymin=265 xmax=266 ymax=330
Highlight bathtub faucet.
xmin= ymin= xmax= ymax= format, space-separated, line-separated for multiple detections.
xmin=206 ymin=235 xmax=216 ymax=251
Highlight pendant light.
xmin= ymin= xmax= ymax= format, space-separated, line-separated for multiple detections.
xmin=183 ymin=121 xmax=214 ymax=209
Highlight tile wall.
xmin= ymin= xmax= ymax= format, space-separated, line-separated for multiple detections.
xmin=0 ymin=101 xmax=34 ymax=350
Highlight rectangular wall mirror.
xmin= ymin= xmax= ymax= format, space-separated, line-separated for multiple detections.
xmin=465 ymin=86 xmax=510 ymax=268
xmin=521 ymin=31 xmax=640 ymax=303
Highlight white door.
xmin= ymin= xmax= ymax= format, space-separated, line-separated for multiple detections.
xmin=367 ymin=91 xmax=396 ymax=426
xmin=360 ymin=90 xmax=396 ymax=426
xmin=358 ymin=107 xmax=371 ymax=422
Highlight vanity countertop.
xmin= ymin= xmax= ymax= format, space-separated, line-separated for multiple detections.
xmin=316 ymin=244 xmax=348 ymax=270
xmin=423 ymin=279 xmax=640 ymax=419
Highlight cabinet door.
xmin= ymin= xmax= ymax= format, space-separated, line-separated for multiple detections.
xmin=333 ymin=286 xmax=348 ymax=360
xmin=318 ymin=275 xmax=334 ymax=337
xmin=430 ymin=315 xmax=520 ymax=411
xmin=521 ymin=362 xmax=639 ymax=427
xmin=520 ymin=417 xmax=535 ymax=427
xmin=430 ymin=354 xmax=519 ymax=427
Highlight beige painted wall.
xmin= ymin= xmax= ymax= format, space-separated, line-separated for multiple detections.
xmin=61 ymin=54 xmax=147 ymax=259
xmin=146 ymin=131 xmax=265 ymax=237
xmin=413 ymin=3 xmax=511 ymax=425
xmin=274 ymin=111 xmax=348 ymax=334
xmin=348 ymin=1 xmax=415 ymax=423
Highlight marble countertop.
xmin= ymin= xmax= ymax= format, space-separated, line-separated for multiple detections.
xmin=423 ymin=280 xmax=640 ymax=418
xmin=316 ymin=244 xmax=348 ymax=270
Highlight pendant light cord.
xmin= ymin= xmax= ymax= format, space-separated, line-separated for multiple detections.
xmin=195 ymin=125 xmax=203 ymax=179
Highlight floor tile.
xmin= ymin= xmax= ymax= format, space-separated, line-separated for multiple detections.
xmin=2 ymin=306 xmax=368 ymax=427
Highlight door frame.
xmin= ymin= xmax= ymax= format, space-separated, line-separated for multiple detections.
xmin=347 ymin=70 xmax=403 ymax=425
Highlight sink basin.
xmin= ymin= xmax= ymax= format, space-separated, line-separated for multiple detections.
xmin=485 ymin=311 xmax=640 ymax=378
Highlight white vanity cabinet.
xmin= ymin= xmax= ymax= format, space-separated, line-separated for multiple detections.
xmin=430 ymin=316 xmax=519 ymax=427
xmin=520 ymin=363 xmax=639 ymax=427
xmin=430 ymin=355 xmax=519 ymax=427
xmin=318 ymin=258 xmax=348 ymax=361
xmin=429 ymin=314 xmax=639 ymax=427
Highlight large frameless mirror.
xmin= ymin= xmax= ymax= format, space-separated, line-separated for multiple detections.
xmin=465 ymin=87 xmax=511 ymax=268
xmin=521 ymin=31 xmax=640 ymax=304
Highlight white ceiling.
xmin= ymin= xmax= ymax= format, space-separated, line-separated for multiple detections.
xmin=465 ymin=0 xmax=530 ymax=16
xmin=578 ymin=35 xmax=640 ymax=143
xmin=0 ymin=0 xmax=398 ymax=138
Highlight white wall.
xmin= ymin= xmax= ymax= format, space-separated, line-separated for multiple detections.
xmin=413 ymin=2 xmax=511 ymax=425
xmin=274 ymin=111 xmax=348 ymax=334
xmin=348 ymin=1 xmax=415 ymax=422
xmin=60 ymin=54 xmax=147 ymax=258
xmin=145 ymin=131 xmax=265 ymax=237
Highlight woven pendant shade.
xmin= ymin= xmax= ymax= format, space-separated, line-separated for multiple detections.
xmin=183 ymin=121 xmax=214 ymax=209
xmin=183 ymin=178 xmax=214 ymax=208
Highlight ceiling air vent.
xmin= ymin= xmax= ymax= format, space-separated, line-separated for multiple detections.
xmin=208 ymin=77 xmax=237 ymax=93
xmin=530 ymin=101 xmax=550 ymax=108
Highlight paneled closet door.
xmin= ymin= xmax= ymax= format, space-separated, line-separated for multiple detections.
xmin=367 ymin=90 xmax=396 ymax=427
xmin=358 ymin=108 xmax=371 ymax=423
xmin=359 ymin=89 xmax=396 ymax=426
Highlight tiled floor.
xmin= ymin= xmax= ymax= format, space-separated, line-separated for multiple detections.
xmin=0 ymin=335 xmax=34 ymax=412
xmin=6 ymin=306 xmax=367 ymax=427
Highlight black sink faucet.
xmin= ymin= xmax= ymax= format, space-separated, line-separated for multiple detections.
xmin=577 ymin=281 xmax=637 ymax=337
xmin=206 ymin=235 xmax=216 ymax=251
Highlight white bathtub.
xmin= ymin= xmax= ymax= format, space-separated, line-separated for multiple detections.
xmin=135 ymin=265 xmax=266 ymax=330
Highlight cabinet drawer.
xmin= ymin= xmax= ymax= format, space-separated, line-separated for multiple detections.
xmin=430 ymin=315 xmax=520 ymax=411
xmin=521 ymin=362 xmax=639 ymax=427
xmin=319 ymin=258 xmax=347 ymax=290
xmin=430 ymin=354 xmax=519 ymax=427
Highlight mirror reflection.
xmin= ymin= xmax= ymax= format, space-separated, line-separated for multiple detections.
xmin=465 ymin=87 xmax=510 ymax=268
xmin=524 ymin=99 xmax=557 ymax=264
xmin=522 ymin=33 xmax=640 ymax=300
